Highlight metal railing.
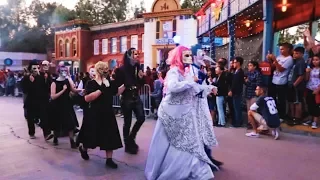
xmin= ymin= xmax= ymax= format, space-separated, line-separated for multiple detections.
xmin=112 ymin=84 xmax=152 ymax=116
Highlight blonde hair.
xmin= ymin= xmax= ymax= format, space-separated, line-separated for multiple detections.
xmin=94 ymin=61 xmax=108 ymax=71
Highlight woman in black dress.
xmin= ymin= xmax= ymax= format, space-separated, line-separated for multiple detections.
xmin=50 ymin=66 xmax=82 ymax=148
xmin=77 ymin=61 xmax=125 ymax=169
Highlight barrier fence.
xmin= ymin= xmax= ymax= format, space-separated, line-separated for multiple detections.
xmin=112 ymin=84 xmax=152 ymax=116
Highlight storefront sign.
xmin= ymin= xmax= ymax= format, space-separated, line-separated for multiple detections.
xmin=259 ymin=61 xmax=272 ymax=76
xmin=156 ymin=38 xmax=175 ymax=45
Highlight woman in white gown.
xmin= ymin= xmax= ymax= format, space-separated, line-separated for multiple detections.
xmin=145 ymin=46 xmax=218 ymax=180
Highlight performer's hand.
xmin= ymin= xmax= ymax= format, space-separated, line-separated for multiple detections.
xmin=212 ymin=88 xmax=217 ymax=95
xmin=306 ymin=67 xmax=311 ymax=73
xmin=193 ymin=76 xmax=199 ymax=82
xmin=63 ymin=85 xmax=67 ymax=90
xmin=228 ymin=91 xmax=232 ymax=97
xmin=117 ymin=84 xmax=125 ymax=95
xmin=29 ymin=75 xmax=35 ymax=82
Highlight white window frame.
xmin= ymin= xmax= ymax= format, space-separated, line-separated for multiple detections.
xmin=102 ymin=39 xmax=108 ymax=55
xmin=142 ymin=34 xmax=144 ymax=52
xmin=111 ymin=38 xmax=117 ymax=54
xmin=93 ymin=39 xmax=99 ymax=55
xmin=120 ymin=36 xmax=127 ymax=53
xmin=131 ymin=35 xmax=138 ymax=50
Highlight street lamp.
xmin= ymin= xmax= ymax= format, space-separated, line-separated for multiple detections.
xmin=173 ymin=35 xmax=181 ymax=46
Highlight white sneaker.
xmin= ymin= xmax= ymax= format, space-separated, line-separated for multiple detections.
xmin=245 ymin=132 xmax=259 ymax=138
xmin=303 ymin=120 xmax=312 ymax=126
xmin=272 ymin=129 xmax=279 ymax=140
xmin=311 ymin=122 xmax=318 ymax=129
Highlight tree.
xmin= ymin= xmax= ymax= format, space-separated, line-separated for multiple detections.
xmin=133 ymin=1 xmax=146 ymax=18
xmin=181 ymin=0 xmax=206 ymax=13
xmin=75 ymin=0 xmax=129 ymax=25
xmin=278 ymin=24 xmax=309 ymax=45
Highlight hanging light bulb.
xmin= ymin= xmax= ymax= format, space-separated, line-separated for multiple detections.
xmin=281 ymin=5 xmax=287 ymax=12
xmin=245 ymin=20 xmax=251 ymax=27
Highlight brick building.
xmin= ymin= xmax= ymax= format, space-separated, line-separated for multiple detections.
xmin=53 ymin=0 xmax=197 ymax=73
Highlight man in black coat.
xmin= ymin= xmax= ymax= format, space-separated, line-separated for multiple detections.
xmin=115 ymin=48 xmax=145 ymax=154
xmin=21 ymin=60 xmax=53 ymax=140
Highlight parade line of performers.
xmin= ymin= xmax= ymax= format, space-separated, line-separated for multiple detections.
xmin=21 ymin=46 xmax=281 ymax=179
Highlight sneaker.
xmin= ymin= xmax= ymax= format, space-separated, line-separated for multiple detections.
xmin=245 ymin=132 xmax=259 ymax=138
xmin=272 ymin=129 xmax=279 ymax=140
xmin=311 ymin=122 xmax=318 ymax=129
xmin=303 ymin=120 xmax=312 ymax=126
xmin=30 ymin=135 xmax=36 ymax=139
xmin=45 ymin=133 xmax=54 ymax=141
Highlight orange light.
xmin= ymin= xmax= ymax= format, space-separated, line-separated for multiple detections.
xmin=282 ymin=0 xmax=287 ymax=4
xmin=281 ymin=5 xmax=287 ymax=12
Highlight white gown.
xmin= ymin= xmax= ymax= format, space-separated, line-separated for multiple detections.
xmin=145 ymin=67 xmax=218 ymax=180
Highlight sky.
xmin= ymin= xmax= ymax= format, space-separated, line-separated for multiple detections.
xmin=0 ymin=0 xmax=155 ymax=12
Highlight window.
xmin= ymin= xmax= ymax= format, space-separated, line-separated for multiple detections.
xmin=120 ymin=36 xmax=127 ymax=53
xmin=72 ymin=38 xmax=77 ymax=56
xmin=131 ymin=35 xmax=138 ymax=50
xmin=111 ymin=38 xmax=117 ymax=53
xmin=59 ymin=40 xmax=63 ymax=57
xmin=142 ymin=34 xmax=144 ymax=52
xmin=162 ymin=20 xmax=176 ymax=39
xmin=65 ymin=39 xmax=70 ymax=57
xmin=156 ymin=21 xmax=160 ymax=39
xmin=93 ymin=40 xmax=99 ymax=55
xmin=102 ymin=39 xmax=108 ymax=54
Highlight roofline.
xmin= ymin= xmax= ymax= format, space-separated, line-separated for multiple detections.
xmin=90 ymin=19 xmax=144 ymax=31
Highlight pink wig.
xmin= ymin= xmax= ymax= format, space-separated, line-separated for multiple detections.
xmin=167 ymin=45 xmax=190 ymax=74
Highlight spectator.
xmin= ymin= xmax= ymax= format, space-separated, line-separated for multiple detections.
xmin=5 ymin=72 xmax=16 ymax=96
xmin=245 ymin=61 xmax=262 ymax=128
xmin=267 ymin=42 xmax=294 ymax=121
xmin=287 ymin=47 xmax=307 ymax=125
xmin=229 ymin=57 xmax=245 ymax=127
xmin=245 ymin=86 xmax=280 ymax=140
xmin=303 ymin=55 xmax=320 ymax=129
xmin=214 ymin=66 xmax=228 ymax=127
xmin=150 ymin=72 xmax=163 ymax=119
xmin=205 ymin=70 xmax=216 ymax=123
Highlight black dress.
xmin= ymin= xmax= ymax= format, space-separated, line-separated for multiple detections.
xmin=49 ymin=79 xmax=78 ymax=132
xmin=77 ymin=79 xmax=123 ymax=151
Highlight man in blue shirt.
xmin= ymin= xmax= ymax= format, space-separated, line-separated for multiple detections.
xmin=246 ymin=86 xmax=281 ymax=140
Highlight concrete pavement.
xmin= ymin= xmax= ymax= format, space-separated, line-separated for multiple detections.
xmin=0 ymin=97 xmax=319 ymax=180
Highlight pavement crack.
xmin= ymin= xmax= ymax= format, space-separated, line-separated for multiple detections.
xmin=1 ymin=123 xmax=144 ymax=172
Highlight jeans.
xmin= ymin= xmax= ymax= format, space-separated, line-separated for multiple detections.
xmin=269 ymin=84 xmax=287 ymax=119
xmin=121 ymin=97 xmax=145 ymax=145
xmin=216 ymin=96 xmax=225 ymax=125
xmin=232 ymin=95 xmax=243 ymax=127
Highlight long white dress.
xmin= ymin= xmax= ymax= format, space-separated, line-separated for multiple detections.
xmin=145 ymin=67 xmax=218 ymax=180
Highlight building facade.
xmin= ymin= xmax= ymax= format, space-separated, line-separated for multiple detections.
xmin=143 ymin=0 xmax=197 ymax=69
xmin=53 ymin=0 xmax=198 ymax=72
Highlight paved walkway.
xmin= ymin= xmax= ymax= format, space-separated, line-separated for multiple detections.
xmin=0 ymin=97 xmax=319 ymax=180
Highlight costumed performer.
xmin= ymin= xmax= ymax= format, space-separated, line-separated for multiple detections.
xmin=77 ymin=61 xmax=125 ymax=168
xmin=145 ymin=46 xmax=218 ymax=180
xmin=49 ymin=65 xmax=82 ymax=148
xmin=115 ymin=48 xmax=145 ymax=154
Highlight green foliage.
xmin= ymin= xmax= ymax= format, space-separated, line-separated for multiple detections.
xmin=278 ymin=24 xmax=309 ymax=45
xmin=181 ymin=0 xmax=206 ymax=13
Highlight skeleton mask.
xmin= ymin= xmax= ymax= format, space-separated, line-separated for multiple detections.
xmin=89 ymin=68 xmax=96 ymax=78
xmin=182 ymin=50 xmax=193 ymax=65
xmin=31 ymin=65 xmax=40 ymax=76
xmin=129 ymin=50 xmax=139 ymax=66
xmin=59 ymin=67 xmax=68 ymax=78
xmin=41 ymin=60 xmax=50 ymax=71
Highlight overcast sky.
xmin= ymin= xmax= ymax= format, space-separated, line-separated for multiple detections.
xmin=0 ymin=0 xmax=155 ymax=12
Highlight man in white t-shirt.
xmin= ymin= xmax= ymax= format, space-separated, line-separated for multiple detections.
xmin=267 ymin=43 xmax=294 ymax=121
